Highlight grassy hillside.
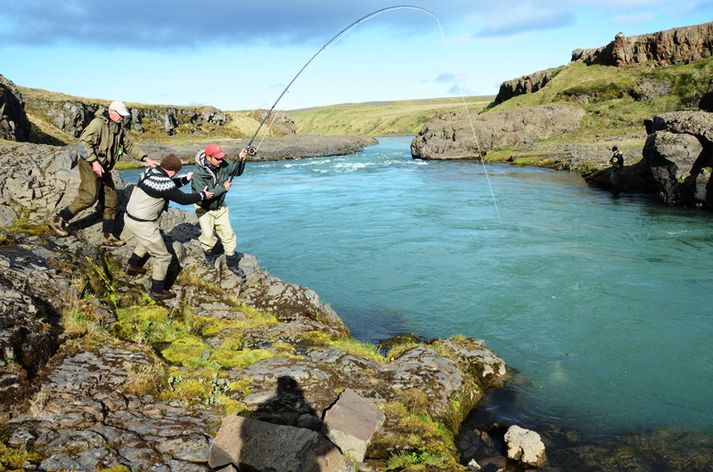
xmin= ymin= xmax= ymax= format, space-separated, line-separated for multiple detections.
xmin=290 ymin=96 xmax=493 ymax=136
xmin=480 ymin=57 xmax=713 ymax=165
xmin=489 ymin=58 xmax=713 ymax=139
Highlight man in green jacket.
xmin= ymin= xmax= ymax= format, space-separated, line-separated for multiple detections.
xmin=192 ymin=143 xmax=248 ymax=274
xmin=48 ymin=100 xmax=159 ymax=246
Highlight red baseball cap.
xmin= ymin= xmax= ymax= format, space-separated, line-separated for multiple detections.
xmin=205 ymin=144 xmax=226 ymax=159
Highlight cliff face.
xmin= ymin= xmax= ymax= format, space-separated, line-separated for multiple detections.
xmin=411 ymin=104 xmax=585 ymax=160
xmin=23 ymin=95 xmax=233 ymax=139
xmin=571 ymin=21 xmax=713 ymax=66
xmin=0 ymin=75 xmax=31 ymax=141
xmin=493 ymin=67 xmax=564 ymax=106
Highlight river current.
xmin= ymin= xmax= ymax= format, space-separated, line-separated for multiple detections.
xmin=128 ymin=136 xmax=713 ymax=437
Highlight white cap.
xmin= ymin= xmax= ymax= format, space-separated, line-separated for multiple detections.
xmin=108 ymin=100 xmax=130 ymax=117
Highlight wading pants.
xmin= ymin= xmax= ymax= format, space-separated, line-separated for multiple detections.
xmin=68 ymin=158 xmax=118 ymax=221
xmin=195 ymin=205 xmax=237 ymax=257
xmin=123 ymin=214 xmax=172 ymax=282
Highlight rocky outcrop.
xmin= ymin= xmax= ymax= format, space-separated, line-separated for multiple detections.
xmin=493 ymin=67 xmax=564 ymax=105
xmin=642 ymin=111 xmax=713 ymax=206
xmin=0 ymin=75 xmax=31 ymax=142
xmin=23 ymin=93 xmax=234 ymax=138
xmin=0 ymin=141 xmax=509 ymax=470
xmin=411 ymin=105 xmax=585 ymax=160
xmin=572 ymin=21 xmax=713 ymax=66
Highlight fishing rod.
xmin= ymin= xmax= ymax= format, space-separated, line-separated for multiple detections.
xmin=236 ymin=5 xmax=501 ymax=221
xmin=244 ymin=5 xmax=437 ymax=157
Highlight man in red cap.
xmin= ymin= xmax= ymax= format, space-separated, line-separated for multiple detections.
xmin=192 ymin=143 xmax=248 ymax=275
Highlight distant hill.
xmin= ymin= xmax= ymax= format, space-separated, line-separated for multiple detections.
xmin=289 ymin=96 xmax=493 ymax=136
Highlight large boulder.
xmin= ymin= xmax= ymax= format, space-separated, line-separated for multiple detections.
xmin=411 ymin=105 xmax=585 ymax=160
xmin=0 ymin=74 xmax=31 ymax=142
xmin=504 ymin=425 xmax=547 ymax=468
xmin=323 ymin=388 xmax=386 ymax=462
xmin=209 ymin=415 xmax=353 ymax=472
xmin=642 ymin=111 xmax=713 ymax=205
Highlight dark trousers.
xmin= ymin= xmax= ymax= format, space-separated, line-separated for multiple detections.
xmin=67 ymin=158 xmax=118 ymax=221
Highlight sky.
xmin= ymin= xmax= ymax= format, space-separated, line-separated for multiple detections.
xmin=0 ymin=1 xmax=711 ymax=111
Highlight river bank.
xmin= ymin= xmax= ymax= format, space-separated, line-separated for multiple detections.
xmin=0 ymin=140 xmax=508 ymax=471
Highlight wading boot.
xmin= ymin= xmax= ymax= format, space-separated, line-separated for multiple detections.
xmin=125 ymin=253 xmax=149 ymax=276
xmin=47 ymin=215 xmax=69 ymax=237
xmin=203 ymin=246 xmax=220 ymax=266
xmin=150 ymin=279 xmax=176 ymax=301
xmin=225 ymin=254 xmax=246 ymax=278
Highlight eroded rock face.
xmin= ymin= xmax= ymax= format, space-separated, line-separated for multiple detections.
xmin=493 ymin=67 xmax=564 ymax=105
xmin=411 ymin=105 xmax=585 ymax=160
xmin=0 ymin=74 xmax=31 ymax=142
xmin=25 ymin=99 xmax=233 ymax=138
xmin=572 ymin=21 xmax=713 ymax=66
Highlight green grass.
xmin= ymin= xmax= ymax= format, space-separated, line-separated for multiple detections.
xmin=291 ymin=96 xmax=493 ymax=136
xmin=490 ymin=58 xmax=713 ymax=140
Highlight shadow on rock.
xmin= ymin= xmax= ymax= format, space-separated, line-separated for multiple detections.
xmin=210 ymin=376 xmax=353 ymax=472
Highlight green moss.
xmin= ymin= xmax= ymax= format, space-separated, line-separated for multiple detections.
xmin=161 ymin=335 xmax=211 ymax=367
xmin=0 ymin=443 xmax=41 ymax=469
xmin=211 ymin=347 xmax=274 ymax=369
xmin=303 ymin=331 xmax=387 ymax=363
xmin=396 ymin=389 xmax=430 ymax=415
xmin=329 ymin=339 xmax=386 ymax=363
xmin=385 ymin=341 xmax=419 ymax=361
xmin=0 ymin=217 xmax=53 ymax=237
xmin=372 ymin=401 xmax=463 ymax=471
xmin=122 ymin=363 xmax=167 ymax=397
xmin=98 ymin=466 xmax=131 ymax=472
xmin=114 ymin=305 xmax=183 ymax=344
xmin=177 ymin=269 xmax=223 ymax=295
xmin=386 ymin=451 xmax=444 ymax=470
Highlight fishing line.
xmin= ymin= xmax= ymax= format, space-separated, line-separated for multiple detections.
xmin=248 ymin=5 xmax=501 ymax=220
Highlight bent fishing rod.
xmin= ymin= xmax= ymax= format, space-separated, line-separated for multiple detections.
xmin=235 ymin=5 xmax=501 ymax=221
xmin=243 ymin=5 xmax=437 ymax=157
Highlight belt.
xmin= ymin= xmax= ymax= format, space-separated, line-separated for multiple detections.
xmin=126 ymin=212 xmax=158 ymax=223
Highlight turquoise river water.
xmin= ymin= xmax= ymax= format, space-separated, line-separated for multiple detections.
xmin=132 ymin=136 xmax=713 ymax=437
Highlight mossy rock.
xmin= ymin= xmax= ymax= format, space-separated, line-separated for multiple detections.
xmin=161 ymin=335 xmax=211 ymax=367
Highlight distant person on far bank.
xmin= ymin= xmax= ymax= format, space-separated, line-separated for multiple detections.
xmin=123 ymin=154 xmax=214 ymax=301
xmin=192 ymin=144 xmax=248 ymax=276
xmin=609 ymin=145 xmax=624 ymax=194
xmin=47 ymin=100 xmax=159 ymax=245
xmin=610 ymin=146 xmax=624 ymax=169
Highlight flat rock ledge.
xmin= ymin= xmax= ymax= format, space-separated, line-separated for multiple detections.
xmin=0 ymin=141 xmax=509 ymax=471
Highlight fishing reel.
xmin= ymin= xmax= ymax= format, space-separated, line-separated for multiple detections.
xmin=246 ymin=146 xmax=257 ymax=157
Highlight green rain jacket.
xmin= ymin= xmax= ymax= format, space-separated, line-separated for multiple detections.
xmin=191 ymin=150 xmax=246 ymax=210
xmin=78 ymin=109 xmax=146 ymax=170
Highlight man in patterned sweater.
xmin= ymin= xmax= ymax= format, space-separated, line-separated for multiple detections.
xmin=123 ymin=154 xmax=214 ymax=301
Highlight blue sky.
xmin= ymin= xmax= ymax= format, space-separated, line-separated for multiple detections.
xmin=0 ymin=1 xmax=711 ymax=110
